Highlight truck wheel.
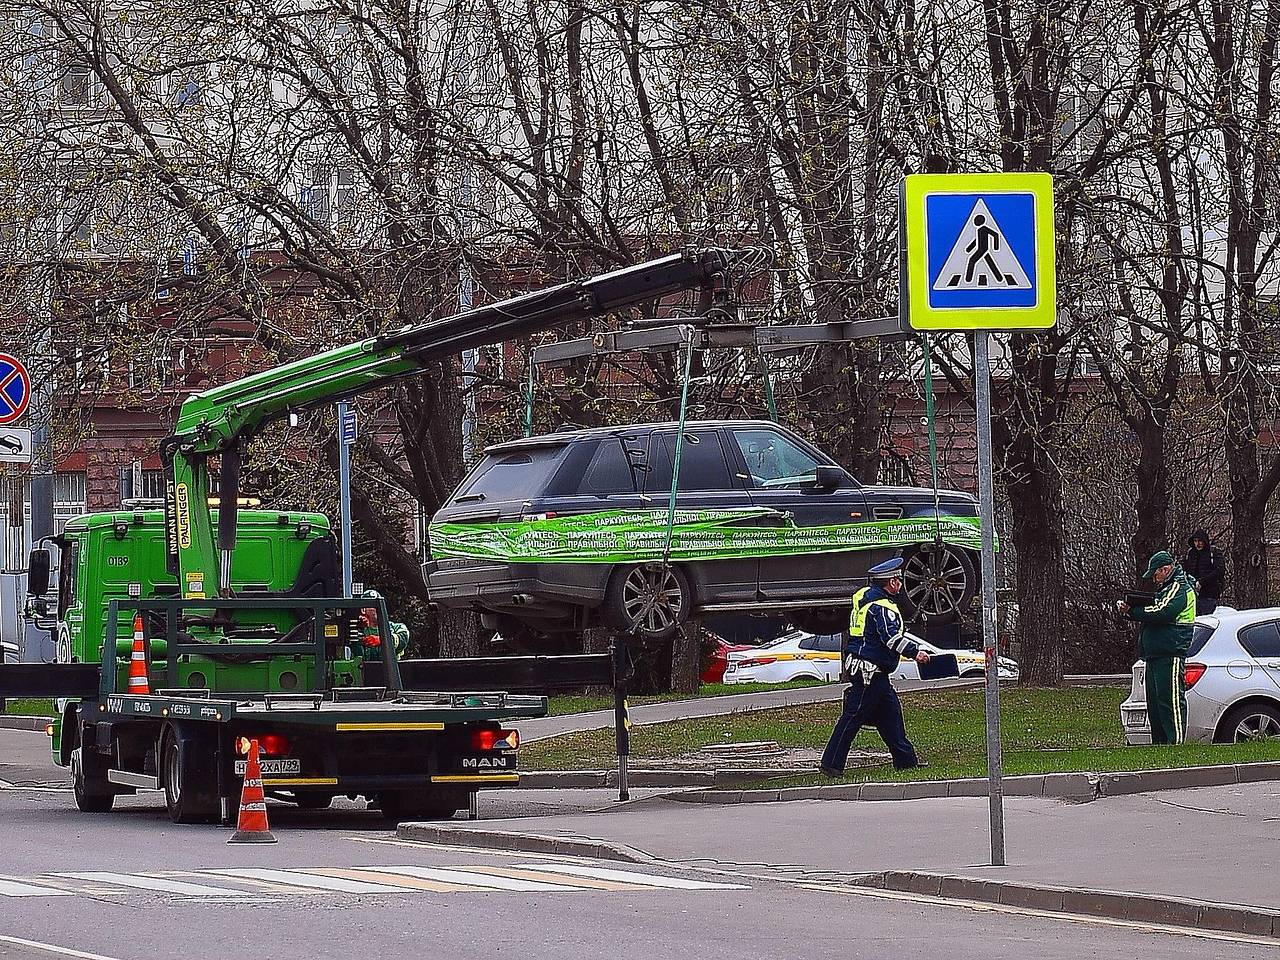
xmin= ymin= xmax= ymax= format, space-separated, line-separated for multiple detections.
xmin=377 ymin=789 xmax=466 ymax=823
xmin=604 ymin=563 xmax=690 ymax=642
xmin=160 ymin=728 xmax=220 ymax=824
xmin=71 ymin=747 xmax=114 ymax=813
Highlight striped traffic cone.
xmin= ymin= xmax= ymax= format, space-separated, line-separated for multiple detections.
xmin=127 ymin=615 xmax=150 ymax=695
xmin=228 ymin=739 xmax=277 ymax=844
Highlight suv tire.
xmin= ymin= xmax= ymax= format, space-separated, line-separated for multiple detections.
xmin=902 ymin=545 xmax=977 ymax=624
xmin=603 ymin=563 xmax=691 ymax=642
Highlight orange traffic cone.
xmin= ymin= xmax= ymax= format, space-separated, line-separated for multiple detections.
xmin=228 ymin=739 xmax=277 ymax=844
xmin=127 ymin=615 xmax=150 ymax=695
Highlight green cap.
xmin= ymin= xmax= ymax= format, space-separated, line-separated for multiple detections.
xmin=1143 ymin=550 xmax=1175 ymax=578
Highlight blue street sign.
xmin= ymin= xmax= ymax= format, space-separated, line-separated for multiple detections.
xmin=0 ymin=353 xmax=31 ymax=425
xmin=901 ymin=173 xmax=1056 ymax=330
xmin=340 ymin=406 xmax=358 ymax=445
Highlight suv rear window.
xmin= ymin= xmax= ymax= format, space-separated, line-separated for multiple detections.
xmin=455 ymin=447 xmax=566 ymax=503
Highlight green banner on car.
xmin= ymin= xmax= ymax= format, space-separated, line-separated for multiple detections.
xmin=429 ymin=508 xmax=987 ymax=564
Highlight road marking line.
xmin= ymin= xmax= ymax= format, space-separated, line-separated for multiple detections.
xmin=54 ymin=872 xmax=246 ymax=897
xmin=308 ymin=868 xmax=485 ymax=893
xmin=0 ymin=935 xmax=123 ymax=960
xmin=344 ymin=835 xmax=594 ymax=864
xmin=458 ymin=866 xmax=648 ymax=891
xmin=794 ymin=882 xmax=1280 ymax=947
xmin=372 ymin=865 xmax=578 ymax=892
xmin=205 ymin=868 xmax=411 ymax=894
xmin=0 ymin=877 xmax=75 ymax=898
xmin=515 ymin=864 xmax=748 ymax=890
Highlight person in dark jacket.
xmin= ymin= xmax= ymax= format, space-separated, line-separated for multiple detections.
xmin=820 ymin=558 xmax=931 ymax=774
xmin=1118 ymin=550 xmax=1196 ymax=744
xmin=1183 ymin=530 xmax=1225 ymax=615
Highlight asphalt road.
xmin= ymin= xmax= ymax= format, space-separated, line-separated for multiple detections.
xmin=0 ymin=729 xmax=1274 ymax=960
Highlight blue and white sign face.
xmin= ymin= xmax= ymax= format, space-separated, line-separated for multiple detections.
xmin=0 ymin=353 xmax=31 ymax=425
xmin=901 ymin=173 xmax=1056 ymax=330
xmin=340 ymin=406 xmax=358 ymax=445
xmin=925 ymin=194 xmax=1037 ymax=309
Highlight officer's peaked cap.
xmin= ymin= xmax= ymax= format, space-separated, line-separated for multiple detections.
xmin=868 ymin=557 xmax=905 ymax=580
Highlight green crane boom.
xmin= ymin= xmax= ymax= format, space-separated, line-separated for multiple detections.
xmin=161 ymin=248 xmax=761 ymax=600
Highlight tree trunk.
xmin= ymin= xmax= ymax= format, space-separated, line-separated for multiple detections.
xmin=669 ymin=624 xmax=701 ymax=694
xmin=1007 ymin=469 xmax=1067 ymax=685
xmin=1131 ymin=419 xmax=1171 ymax=578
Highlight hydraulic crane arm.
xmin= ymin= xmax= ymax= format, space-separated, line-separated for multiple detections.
xmin=161 ymin=247 xmax=764 ymax=598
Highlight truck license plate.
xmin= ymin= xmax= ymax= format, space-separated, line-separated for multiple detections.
xmin=235 ymin=758 xmax=301 ymax=776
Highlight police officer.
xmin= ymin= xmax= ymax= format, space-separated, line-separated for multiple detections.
xmin=820 ymin=557 xmax=930 ymax=775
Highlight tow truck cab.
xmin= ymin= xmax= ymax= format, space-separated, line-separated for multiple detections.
xmin=37 ymin=507 xmax=348 ymax=761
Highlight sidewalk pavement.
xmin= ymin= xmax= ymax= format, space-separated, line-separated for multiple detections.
xmin=406 ymin=779 xmax=1280 ymax=918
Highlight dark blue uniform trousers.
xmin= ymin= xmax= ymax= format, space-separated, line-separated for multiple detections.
xmin=821 ymin=670 xmax=919 ymax=771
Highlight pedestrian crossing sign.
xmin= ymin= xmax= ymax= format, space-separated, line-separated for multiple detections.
xmin=900 ymin=172 xmax=1056 ymax=330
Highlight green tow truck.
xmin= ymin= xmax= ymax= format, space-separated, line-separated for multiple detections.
xmin=1 ymin=248 xmax=757 ymax=824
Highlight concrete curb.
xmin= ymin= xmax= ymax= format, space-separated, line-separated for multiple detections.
xmin=855 ymin=870 xmax=1280 ymax=938
xmin=518 ymin=767 xmax=815 ymax=789
xmin=672 ymin=761 xmax=1280 ymax=805
xmin=396 ymin=822 xmax=652 ymax=864
xmin=0 ymin=715 xmax=50 ymax=731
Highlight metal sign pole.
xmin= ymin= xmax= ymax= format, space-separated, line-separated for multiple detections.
xmin=973 ymin=331 xmax=1005 ymax=866
xmin=337 ymin=401 xmax=354 ymax=599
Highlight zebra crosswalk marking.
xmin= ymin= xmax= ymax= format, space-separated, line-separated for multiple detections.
xmin=206 ymin=868 xmax=411 ymax=894
xmin=55 ymin=872 xmax=242 ymax=897
xmin=370 ymin=865 xmax=577 ymax=892
xmin=460 ymin=866 xmax=651 ymax=891
xmin=516 ymin=864 xmax=749 ymax=890
xmin=0 ymin=877 xmax=74 ymax=898
xmin=305 ymin=868 xmax=486 ymax=893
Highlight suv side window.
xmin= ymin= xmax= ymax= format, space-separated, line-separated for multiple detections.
xmin=816 ymin=633 xmax=844 ymax=653
xmin=1237 ymin=621 xmax=1280 ymax=659
xmin=579 ymin=439 xmax=637 ymax=496
xmin=657 ymin=431 xmax=733 ymax=491
xmin=732 ymin=428 xmax=822 ymax=489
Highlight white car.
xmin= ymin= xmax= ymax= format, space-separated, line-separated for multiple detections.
xmin=723 ymin=630 xmax=1019 ymax=684
xmin=1121 ymin=607 xmax=1280 ymax=744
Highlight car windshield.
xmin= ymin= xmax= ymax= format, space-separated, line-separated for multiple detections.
xmin=454 ymin=446 xmax=567 ymax=503
xmin=732 ymin=429 xmax=822 ymax=489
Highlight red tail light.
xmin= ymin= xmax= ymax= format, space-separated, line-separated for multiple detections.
xmin=1184 ymin=662 xmax=1207 ymax=688
xmin=471 ymin=728 xmax=519 ymax=751
xmin=739 ymin=657 xmax=777 ymax=667
xmin=235 ymin=734 xmax=291 ymax=757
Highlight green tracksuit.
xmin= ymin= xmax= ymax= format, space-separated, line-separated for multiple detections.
xmin=1128 ymin=566 xmax=1196 ymax=745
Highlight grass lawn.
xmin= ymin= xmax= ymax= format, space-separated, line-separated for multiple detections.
xmin=545 ymin=680 xmax=826 ymax=717
xmin=523 ymin=685 xmax=1280 ymax=780
xmin=2 ymin=698 xmax=55 ymax=717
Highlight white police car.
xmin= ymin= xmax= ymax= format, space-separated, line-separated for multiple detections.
xmin=723 ymin=631 xmax=1019 ymax=684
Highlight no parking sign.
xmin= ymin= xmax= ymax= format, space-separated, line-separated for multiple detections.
xmin=0 ymin=354 xmax=30 ymax=425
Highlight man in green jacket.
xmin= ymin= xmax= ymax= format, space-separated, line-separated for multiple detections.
xmin=1118 ymin=550 xmax=1197 ymax=744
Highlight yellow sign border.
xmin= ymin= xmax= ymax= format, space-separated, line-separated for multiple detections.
xmin=902 ymin=172 xmax=1056 ymax=331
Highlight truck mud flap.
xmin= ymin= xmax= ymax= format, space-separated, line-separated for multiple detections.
xmin=0 ymin=663 xmax=101 ymax=698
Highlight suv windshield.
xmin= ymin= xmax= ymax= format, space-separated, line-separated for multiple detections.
xmin=732 ymin=429 xmax=822 ymax=489
xmin=455 ymin=446 xmax=566 ymax=503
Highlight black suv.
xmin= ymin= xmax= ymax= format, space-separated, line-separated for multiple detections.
xmin=424 ymin=420 xmax=981 ymax=642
